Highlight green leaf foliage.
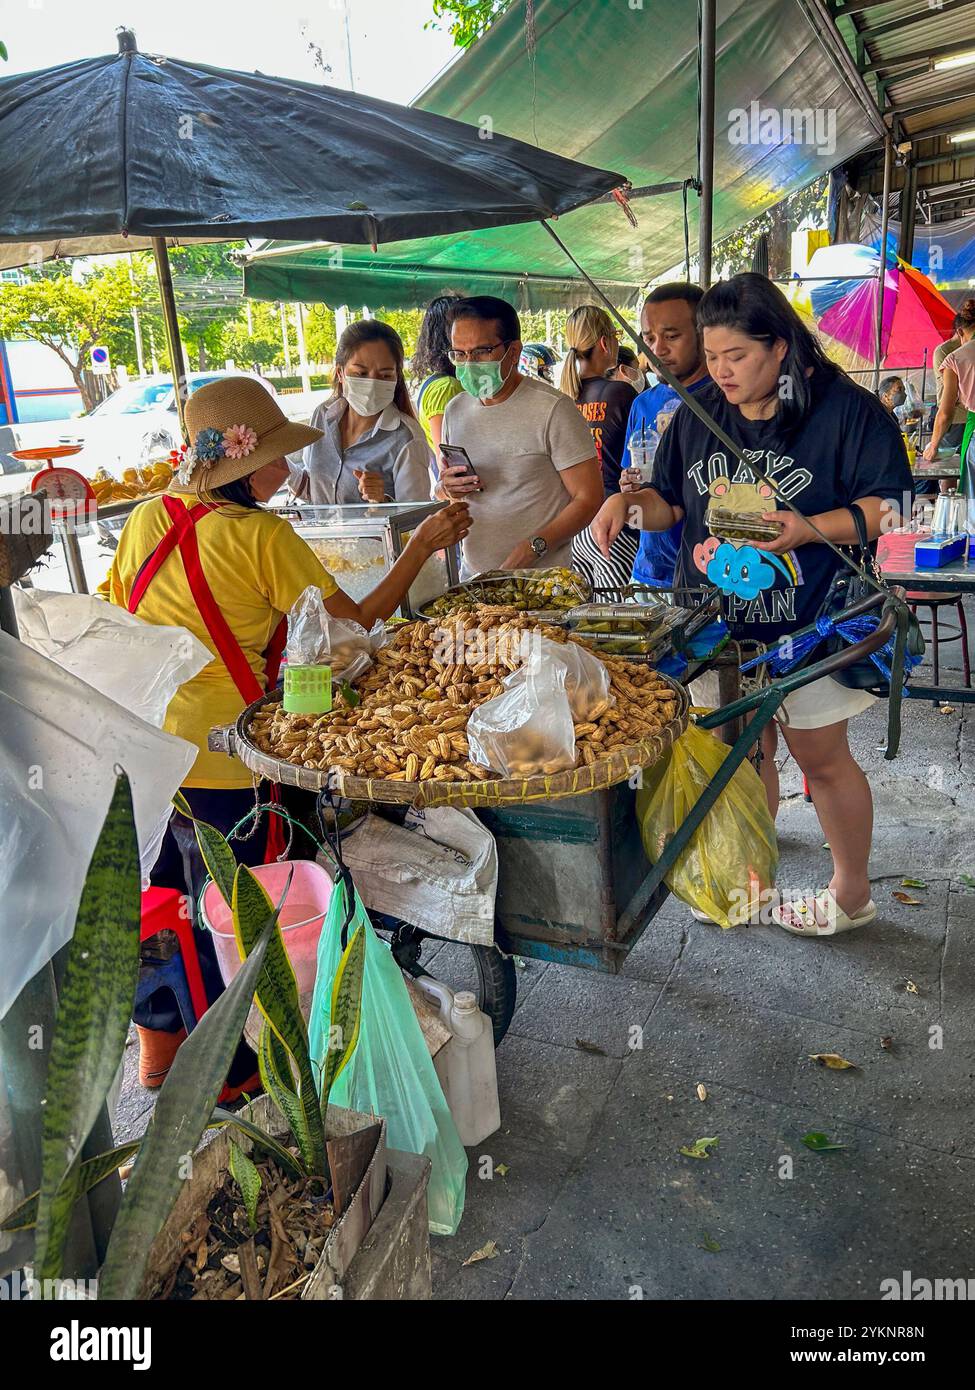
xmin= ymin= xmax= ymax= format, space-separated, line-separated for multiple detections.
xmin=0 ymin=1141 xmax=141 ymax=1234
xmin=229 ymin=1140 xmax=262 ymax=1233
xmin=321 ymin=922 xmax=366 ymax=1109
xmin=34 ymin=773 xmax=140 ymax=1286
xmin=98 ymin=871 xmax=281 ymax=1301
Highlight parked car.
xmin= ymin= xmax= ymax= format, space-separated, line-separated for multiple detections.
xmin=52 ymin=371 xmax=278 ymax=478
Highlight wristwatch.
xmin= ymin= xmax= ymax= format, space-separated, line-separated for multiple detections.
xmin=530 ymin=535 xmax=548 ymax=558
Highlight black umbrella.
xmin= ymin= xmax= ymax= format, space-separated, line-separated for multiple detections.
xmin=0 ymin=30 xmax=624 ymax=419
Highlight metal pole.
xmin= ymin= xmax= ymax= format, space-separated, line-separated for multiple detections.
xmin=60 ymin=526 xmax=89 ymax=595
xmin=698 ymin=0 xmax=717 ymax=289
xmin=151 ymin=237 xmax=188 ymax=440
xmin=874 ymin=139 xmax=893 ymax=393
xmin=280 ymin=303 xmax=293 ymax=373
xmin=294 ymin=304 xmax=311 ymax=395
xmin=128 ymin=254 xmax=146 ymax=378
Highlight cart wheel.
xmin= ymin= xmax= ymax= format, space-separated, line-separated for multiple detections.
xmin=372 ymin=916 xmax=517 ymax=1047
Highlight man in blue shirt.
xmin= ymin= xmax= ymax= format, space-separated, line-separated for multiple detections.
xmin=623 ymin=283 xmax=710 ymax=587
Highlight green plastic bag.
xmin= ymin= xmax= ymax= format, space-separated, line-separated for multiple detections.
xmin=309 ymin=874 xmax=468 ymax=1235
xmin=636 ymin=723 xmax=778 ymax=927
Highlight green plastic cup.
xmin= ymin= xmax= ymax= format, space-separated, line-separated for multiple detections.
xmin=283 ymin=663 xmax=332 ymax=714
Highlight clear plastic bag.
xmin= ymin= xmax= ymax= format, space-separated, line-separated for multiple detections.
xmin=551 ymin=639 xmax=613 ymax=721
xmin=308 ymin=875 xmax=468 ymax=1235
xmin=636 ymin=723 xmax=778 ymax=928
xmin=12 ymin=587 xmax=210 ymax=728
xmin=0 ymin=631 xmax=197 ymax=1021
xmin=285 ymin=584 xmax=386 ymax=682
xmin=467 ymin=638 xmax=578 ymax=777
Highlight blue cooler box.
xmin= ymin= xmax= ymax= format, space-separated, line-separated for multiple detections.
xmin=914 ymin=535 xmax=968 ymax=568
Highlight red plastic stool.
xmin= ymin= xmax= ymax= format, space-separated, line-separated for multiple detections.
xmin=137 ymin=886 xmax=210 ymax=1033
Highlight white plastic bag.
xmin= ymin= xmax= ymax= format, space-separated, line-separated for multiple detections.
xmin=467 ymin=638 xmax=577 ymax=777
xmin=13 ymin=587 xmax=210 ymax=728
xmin=0 ymin=632 xmax=197 ymax=1022
xmin=285 ymin=584 xmax=386 ymax=681
xmin=338 ymin=806 xmax=497 ymax=946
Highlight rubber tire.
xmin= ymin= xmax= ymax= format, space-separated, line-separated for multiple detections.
xmin=380 ymin=918 xmax=518 ymax=1048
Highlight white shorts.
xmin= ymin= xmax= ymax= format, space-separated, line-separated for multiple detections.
xmin=690 ymin=671 xmax=877 ymax=731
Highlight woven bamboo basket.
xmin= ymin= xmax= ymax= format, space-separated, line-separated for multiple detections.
xmin=220 ymin=674 xmax=689 ymax=809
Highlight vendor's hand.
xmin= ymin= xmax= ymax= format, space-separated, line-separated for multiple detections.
xmin=438 ymin=461 xmax=482 ymax=498
xmin=411 ymin=502 xmax=471 ymax=556
xmin=500 ymin=538 xmax=540 ymax=570
xmin=620 ymin=466 xmax=644 ymax=495
xmin=591 ymin=493 xmax=631 ymax=560
xmin=353 ymin=469 xmax=386 ymax=503
xmin=753 ymin=510 xmax=814 ymax=554
xmin=922 ymin=441 xmax=938 ymax=463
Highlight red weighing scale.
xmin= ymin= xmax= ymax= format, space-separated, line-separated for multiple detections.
xmin=17 ymin=450 xmax=98 ymax=592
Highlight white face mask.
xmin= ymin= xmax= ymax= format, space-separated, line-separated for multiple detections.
xmin=342 ymin=375 xmax=397 ymax=417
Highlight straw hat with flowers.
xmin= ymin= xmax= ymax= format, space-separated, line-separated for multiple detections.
xmin=170 ymin=377 xmax=321 ymax=494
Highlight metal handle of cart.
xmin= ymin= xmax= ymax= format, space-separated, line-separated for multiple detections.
xmin=615 ymin=589 xmax=902 ymax=941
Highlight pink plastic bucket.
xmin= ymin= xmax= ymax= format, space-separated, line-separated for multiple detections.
xmin=201 ymin=860 xmax=333 ymax=999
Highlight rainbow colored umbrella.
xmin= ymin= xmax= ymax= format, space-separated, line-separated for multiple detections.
xmin=802 ymin=243 xmax=955 ymax=369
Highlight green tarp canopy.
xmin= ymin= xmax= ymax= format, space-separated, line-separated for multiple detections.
xmin=243 ymin=0 xmax=882 ymax=310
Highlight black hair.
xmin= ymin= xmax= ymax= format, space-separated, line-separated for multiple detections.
xmin=412 ymin=294 xmax=462 ymax=380
xmin=644 ymin=281 xmax=705 ymax=310
xmin=617 ymin=344 xmax=638 ymax=368
xmin=878 ymin=375 xmax=905 ymax=396
xmin=953 ymin=298 xmax=975 ymax=333
xmin=696 ymin=272 xmax=841 ymax=430
xmin=333 ymin=318 xmax=415 ymax=419
xmin=448 ymin=295 xmax=521 ymax=344
xmin=211 ymin=476 xmax=261 ymax=509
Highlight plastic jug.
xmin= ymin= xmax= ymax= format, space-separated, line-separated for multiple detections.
xmin=415 ymin=978 xmax=501 ymax=1146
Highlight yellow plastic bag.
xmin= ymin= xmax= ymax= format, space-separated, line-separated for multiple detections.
xmin=636 ymin=723 xmax=778 ymax=927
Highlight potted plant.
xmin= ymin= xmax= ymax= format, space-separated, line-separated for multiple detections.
xmin=2 ymin=774 xmax=431 ymax=1300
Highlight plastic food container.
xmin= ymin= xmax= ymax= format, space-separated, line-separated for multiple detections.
xmin=200 ymin=859 xmax=333 ymax=998
xmin=704 ymin=506 xmax=783 ymax=541
xmin=283 ymin=662 xmax=332 ymax=714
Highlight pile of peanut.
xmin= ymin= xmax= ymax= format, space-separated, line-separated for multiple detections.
xmin=247 ymin=606 xmax=680 ymax=784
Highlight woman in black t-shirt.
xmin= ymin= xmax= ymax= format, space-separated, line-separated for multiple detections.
xmin=593 ymin=274 xmax=913 ymax=938
xmin=559 ymin=305 xmax=638 ymax=592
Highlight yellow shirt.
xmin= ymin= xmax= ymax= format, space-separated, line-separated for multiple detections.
xmin=100 ymin=496 xmax=337 ymax=789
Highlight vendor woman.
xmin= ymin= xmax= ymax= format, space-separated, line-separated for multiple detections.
xmin=101 ymin=376 xmax=469 ymax=1094
xmin=289 ymin=318 xmax=434 ymax=504
xmin=593 ymin=273 xmax=913 ymax=938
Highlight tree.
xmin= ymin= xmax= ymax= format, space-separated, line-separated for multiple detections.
xmin=426 ymin=0 xmax=514 ymax=47
xmin=302 ymin=304 xmax=337 ymax=365
xmin=220 ymin=300 xmax=285 ymax=372
xmin=0 ymin=261 xmax=144 ymax=411
xmin=167 ymin=243 xmax=246 ymax=370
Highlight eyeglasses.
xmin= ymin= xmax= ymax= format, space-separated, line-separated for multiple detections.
xmin=447 ymin=341 xmax=510 ymax=364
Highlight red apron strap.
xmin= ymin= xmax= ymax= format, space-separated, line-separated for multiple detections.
xmin=130 ymin=495 xmax=287 ymax=861
xmin=264 ymin=616 xmax=288 ymax=690
xmin=127 ymin=498 xmax=212 ymax=614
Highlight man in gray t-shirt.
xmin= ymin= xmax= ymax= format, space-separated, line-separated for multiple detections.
xmin=438 ymin=296 xmax=601 ymax=576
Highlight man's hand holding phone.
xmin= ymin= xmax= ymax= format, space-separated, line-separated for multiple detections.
xmin=438 ymin=444 xmax=483 ymax=498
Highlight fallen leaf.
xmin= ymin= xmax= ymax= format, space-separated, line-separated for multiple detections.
xmin=880 ymin=1036 xmax=894 ymax=1051
xmin=698 ymin=1231 xmax=721 ymax=1252
xmin=575 ymin=1038 xmax=606 ymax=1055
xmin=904 ymin=980 xmax=920 ymax=995
xmin=696 ymin=1083 xmax=708 ymax=1102
xmin=809 ymin=1053 xmax=858 ymax=1070
xmin=940 ymin=704 xmax=956 ymax=714
xmin=495 ymin=1164 xmax=509 ymax=1178
xmin=901 ymin=878 xmax=928 ymax=889
xmin=892 ymin=891 xmax=922 ymax=905
xmin=679 ymin=1136 xmax=719 ymax=1160
xmin=801 ymin=1131 xmax=846 ymax=1152
xmin=462 ymin=1240 xmax=499 ymax=1267
xmin=959 ymin=874 xmax=975 ymax=890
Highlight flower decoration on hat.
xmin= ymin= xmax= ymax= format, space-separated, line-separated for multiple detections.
xmin=173 ymin=443 xmax=198 ymax=487
xmin=195 ymin=427 xmax=226 ymax=464
xmin=222 ymin=423 xmax=259 ymax=460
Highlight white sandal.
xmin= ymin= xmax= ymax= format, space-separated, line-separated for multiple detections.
xmin=771 ymin=890 xmax=876 ymax=937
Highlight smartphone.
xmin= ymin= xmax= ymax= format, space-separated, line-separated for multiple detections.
xmin=439 ymin=443 xmax=483 ymax=490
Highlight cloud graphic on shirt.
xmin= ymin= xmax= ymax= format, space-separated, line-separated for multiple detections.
xmin=706 ymin=542 xmax=796 ymax=601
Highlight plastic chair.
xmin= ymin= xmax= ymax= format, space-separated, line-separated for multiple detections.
xmin=136 ymin=886 xmax=210 ymax=1034
xmin=906 ymin=591 xmax=972 ymax=688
